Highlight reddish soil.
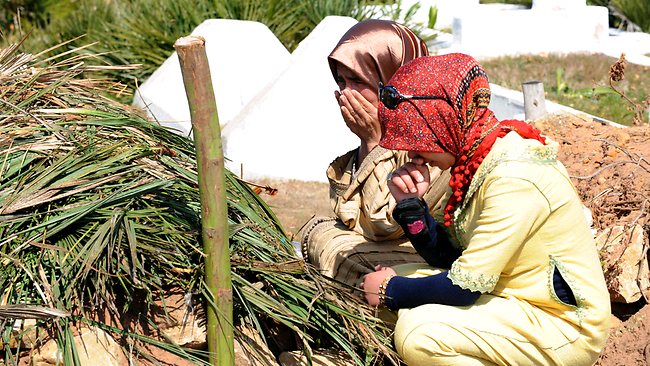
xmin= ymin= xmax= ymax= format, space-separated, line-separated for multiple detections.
xmin=534 ymin=113 xmax=650 ymax=366
xmin=258 ymin=112 xmax=650 ymax=365
xmin=533 ymin=114 xmax=650 ymax=230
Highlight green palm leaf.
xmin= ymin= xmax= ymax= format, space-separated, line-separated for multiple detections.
xmin=0 ymin=42 xmax=396 ymax=365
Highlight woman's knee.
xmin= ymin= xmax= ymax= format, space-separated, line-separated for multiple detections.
xmin=394 ymin=309 xmax=452 ymax=364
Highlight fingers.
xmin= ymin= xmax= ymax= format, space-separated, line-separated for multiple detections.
xmin=339 ymin=90 xmax=375 ymax=124
xmin=388 ymin=162 xmax=433 ymax=201
xmin=335 ymin=90 xmax=353 ymax=127
xmin=361 ymin=265 xmax=389 ymax=288
xmin=359 ymin=267 xmax=396 ymax=307
xmin=337 ymin=89 xmax=381 ymax=144
xmin=405 ymin=164 xmax=427 ymax=184
xmin=391 ymin=165 xmax=420 ymax=194
xmin=337 ymin=90 xmax=354 ymax=118
xmin=342 ymin=89 xmax=374 ymax=116
xmin=340 ymin=106 xmax=355 ymax=129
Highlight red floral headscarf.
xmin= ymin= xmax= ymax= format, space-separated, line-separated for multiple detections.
xmin=379 ymin=54 xmax=546 ymax=226
xmin=328 ymin=19 xmax=429 ymax=90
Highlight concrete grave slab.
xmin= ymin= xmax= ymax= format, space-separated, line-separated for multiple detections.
xmin=221 ymin=16 xmax=360 ymax=182
xmin=446 ymin=3 xmax=609 ymax=58
xmin=132 ymin=19 xmax=291 ymax=136
xmin=601 ymin=29 xmax=650 ymax=67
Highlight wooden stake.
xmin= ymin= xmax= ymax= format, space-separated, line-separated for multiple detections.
xmin=522 ymin=80 xmax=547 ymax=121
xmin=174 ymin=35 xmax=233 ymax=365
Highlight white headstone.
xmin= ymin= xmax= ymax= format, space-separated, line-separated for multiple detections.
xmin=221 ymin=16 xmax=360 ymax=182
xmin=448 ymin=4 xmax=608 ymax=58
xmin=132 ymin=19 xmax=291 ymax=136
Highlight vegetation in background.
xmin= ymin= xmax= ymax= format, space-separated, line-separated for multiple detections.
xmin=0 ymin=0 xmax=59 ymax=31
xmin=1 ymin=0 xmax=441 ymax=103
xmin=1 ymin=0 xmax=378 ymax=99
xmin=482 ymin=53 xmax=650 ymax=125
xmin=378 ymin=0 xmax=439 ymax=42
xmin=607 ymin=53 xmax=650 ymax=125
xmin=587 ymin=0 xmax=650 ymax=32
xmin=5 ymin=0 xmax=644 ymax=122
xmin=0 ymin=43 xmax=396 ymax=365
xmin=610 ymin=0 xmax=650 ymax=32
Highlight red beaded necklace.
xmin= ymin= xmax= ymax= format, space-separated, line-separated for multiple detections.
xmin=442 ymin=117 xmax=547 ymax=227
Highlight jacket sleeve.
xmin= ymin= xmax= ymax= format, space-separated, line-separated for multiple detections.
xmin=327 ymin=147 xmax=452 ymax=242
xmin=391 ymin=197 xmax=461 ymax=268
xmin=326 ymin=147 xmax=407 ymax=241
xmin=384 ymin=272 xmax=481 ymax=310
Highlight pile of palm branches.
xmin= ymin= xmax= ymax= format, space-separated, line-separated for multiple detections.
xmin=0 ymin=42 xmax=396 ymax=365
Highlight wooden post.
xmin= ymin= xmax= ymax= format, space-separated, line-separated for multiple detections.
xmin=522 ymin=80 xmax=547 ymax=121
xmin=174 ymin=36 xmax=233 ymax=365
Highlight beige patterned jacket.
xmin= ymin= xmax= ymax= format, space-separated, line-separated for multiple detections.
xmin=326 ymin=146 xmax=450 ymax=242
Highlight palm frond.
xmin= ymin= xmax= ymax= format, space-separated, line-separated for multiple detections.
xmin=0 ymin=42 xmax=397 ymax=365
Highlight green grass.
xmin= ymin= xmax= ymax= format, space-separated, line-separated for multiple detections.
xmin=481 ymin=53 xmax=650 ymax=125
xmin=612 ymin=0 xmax=650 ymax=32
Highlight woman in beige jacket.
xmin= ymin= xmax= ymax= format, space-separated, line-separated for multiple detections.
xmin=300 ymin=19 xmax=450 ymax=287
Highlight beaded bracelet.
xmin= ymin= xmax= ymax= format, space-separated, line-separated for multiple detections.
xmin=377 ymin=275 xmax=395 ymax=307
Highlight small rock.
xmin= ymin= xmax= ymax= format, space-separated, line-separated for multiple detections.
xmin=31 ymin=326 xmax=126 ymax=366
xmin=596 ymin=224 xmax=649 ymax=303
xmin=610 ymin=131 xmax=631 ymax=146
xmin=606 ymin=147 xmax=618 ymax=158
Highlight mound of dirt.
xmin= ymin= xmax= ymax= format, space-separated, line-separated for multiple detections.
xmin=532 ymin=113 xmax=650 ymax=366
xmin=532 ymin=113 xmax=650 ymax=229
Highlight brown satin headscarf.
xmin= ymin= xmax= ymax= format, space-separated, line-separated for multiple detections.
xmin=328 ymin=19 xmax=429 ymax=90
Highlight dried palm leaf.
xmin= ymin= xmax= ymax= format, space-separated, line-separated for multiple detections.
xmin=0 ymin=42 xmax=396 ymax=365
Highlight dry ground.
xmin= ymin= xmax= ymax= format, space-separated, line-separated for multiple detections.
xmin=253 ymin=178 xmax=332 ymax=240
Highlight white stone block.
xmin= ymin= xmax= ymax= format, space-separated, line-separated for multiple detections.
xmin=601 ymin=29 xmax=650 ymax=66
xmin=132 ymin=19 xmax=291 ymax=136
xmin=221 ymin=16 xmax=360 ymax=182
xmin=450 ymin=5 xmax=608 ymax=58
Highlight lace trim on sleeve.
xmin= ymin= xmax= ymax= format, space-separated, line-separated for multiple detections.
xmin=449 ymin=261 xmax=499 ymax=293
xmin=548 ymin=255 xmax=587 ymax=324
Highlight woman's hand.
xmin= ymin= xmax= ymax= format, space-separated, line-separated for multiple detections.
xmin=360 ymin=265 xmax=397 ymax=307
xmin=388 ymin=162 xmax=431 ymax=202
xmin=335 ymin=89 xmax=381 ymax=155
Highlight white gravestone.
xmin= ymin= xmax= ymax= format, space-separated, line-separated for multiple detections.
xmin=132 ymin=19 xmax=291 ymax=136
xmin=221 ymin=16 xmax=360 ymax=182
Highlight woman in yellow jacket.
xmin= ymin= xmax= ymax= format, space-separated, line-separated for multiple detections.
xmin=361 ymin=54 xmax=611 ymax=365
